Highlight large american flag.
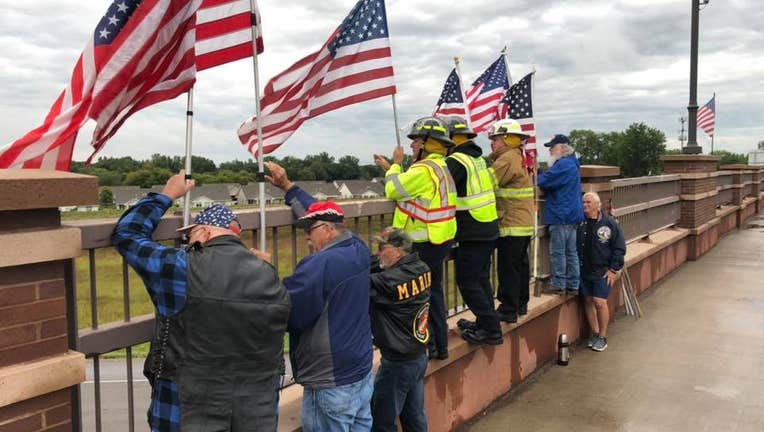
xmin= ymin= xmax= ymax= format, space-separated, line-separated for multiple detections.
xmin=465 ymin=57 xmax=509 ymax=133
xmin=433 ymin=69 xmax=467 ymax=117
xmin=500 ymin=72 xmax=537 ymax=170
xmin=196 ymin=0 xmax=263 ymax=71
xmin=697 ymin=94 xmax=715 ymax=137
xmin=237 ymin=0 xmax=396 ymax=156
xmin=1 ymin=0 xmax=263 ymax=170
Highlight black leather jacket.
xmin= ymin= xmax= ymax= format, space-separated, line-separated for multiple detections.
xmin=370 ymin=252 xmax=431 ymax=361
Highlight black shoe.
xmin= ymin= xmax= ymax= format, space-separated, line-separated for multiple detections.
xmin=518 ymin=306 xmax=528 ymax=316
xmin=461 ymin=328 xmax=504 ymax=346
xmin=457 ymin=319 xmax=478 ymax=331
xmin=428 ymin=349 xmax=449 ymax=360
xmin=497 ymin=312 xmax=518 ymax=323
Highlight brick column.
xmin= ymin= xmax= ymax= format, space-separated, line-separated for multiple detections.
xmin=580 ymin=165 xmax=620 ymax=214
xmin=661 ymin=155 xmax=721 ymax=260
xmin=0 ymin=170 xmax=97 ymax=432
xmin=755 ymin=168 xmax=763 ymax=212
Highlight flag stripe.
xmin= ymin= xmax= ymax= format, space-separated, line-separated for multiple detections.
xmin=195 ymin=0 xmax=261 ymax=71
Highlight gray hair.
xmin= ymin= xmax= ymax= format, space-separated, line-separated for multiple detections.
xmin=583 ymin=192 xmax=602 ymax=210
xmin=558 ymin=143 xmax=576 ymax=157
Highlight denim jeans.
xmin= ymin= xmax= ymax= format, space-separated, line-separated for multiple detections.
xmin=302 ymin=371 xmax=374 ymax=432
xmin=371 ymin=355 xmax=428 ymax=432
xmin=548 ymin=224 xmax=580 ymax=290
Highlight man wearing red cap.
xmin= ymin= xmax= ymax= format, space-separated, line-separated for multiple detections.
xmin=112 ymin=170 xmax=290 ymax=432
xmin=259 ymin=162 xmax=374 ymax=432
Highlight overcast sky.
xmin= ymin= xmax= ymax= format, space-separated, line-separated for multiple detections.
xmin=1 ymin=0 xmax=762 ymax=166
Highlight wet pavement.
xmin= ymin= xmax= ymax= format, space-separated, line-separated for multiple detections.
xmin=465 ymin=213 xmax=764 ymax=432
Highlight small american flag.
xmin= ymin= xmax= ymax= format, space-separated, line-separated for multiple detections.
xmin=238 ymin=0 xmax=396 ymax=156
xmin=433 ymin=69 xmax=467 ymax=117
xmin=196 ymin=0 xmax=264 ymax=71
xmin=697 ymin=94 xmax=715 ymax=137
xmin=465 ymin=57 xmax=509 ymax=133
xmin=500 ymin=72 xmax=537 ymax=170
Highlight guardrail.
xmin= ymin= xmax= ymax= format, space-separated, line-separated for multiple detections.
xmin=610 ymin=175 xmax=681 ymax=243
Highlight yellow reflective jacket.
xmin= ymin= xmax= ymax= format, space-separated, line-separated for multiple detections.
xmin=385 ymin=154 xmax=457 ymax=244
xmin=490 ymin=146 xmax=534 ymax=237
xmin=446 ymin=152 xmax=498 ymax=223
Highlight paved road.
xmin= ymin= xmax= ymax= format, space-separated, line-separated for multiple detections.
xmin=465 ymin=212 xmax=764 ymax=432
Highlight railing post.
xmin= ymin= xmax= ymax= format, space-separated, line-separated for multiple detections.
xmin=0 ymin=170 xmax=96 ymax=432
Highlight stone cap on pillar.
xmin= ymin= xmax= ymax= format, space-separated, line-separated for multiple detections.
xmin=580 ymin=165 xmax=620 ymax=192
xmin=661 ymin=155 xmax=720 ymax=174
xmin=0 ymin=170 xmax=98 ymax=211
xmin=719 ymin=164 xmax=756 ymax=172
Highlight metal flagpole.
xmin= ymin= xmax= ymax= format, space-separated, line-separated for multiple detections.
xmin=453 ymin=57 xmax=472 ymax=127
xmin=391 ymin=94 xmax=402 ymax=147
xmin=249 ymin=0 xmax=266 ymax=251
xmin=529 ymin=66 xmax=541 ymax=294
xmin=501 ymin=45 xmax=513 ymax=86
xmin=183 ymin=89 xmax=194 ymax=232
xmin=710 ymin=92 xmax=715 ymax=153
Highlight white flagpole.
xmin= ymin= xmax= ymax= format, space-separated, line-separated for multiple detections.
xmin=249 ymin=0 xmax=266 ymax=251
xmin=183 ymin=89 xmax=194 ymax=233
xmin=391 ymin=94 xmax=402 ymax=147
xmin=710 ymin=92 xmax=715 ymax=153
xmin=529 ymin=67 xmax=541 ymax=294
xmin=453 ymin=57 xmax=472 ymax=127
xmin=501 ymin=45 xmax=514 ymax=86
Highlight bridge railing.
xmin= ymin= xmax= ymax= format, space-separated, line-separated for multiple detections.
xmin=610 ymin=174 xmax=681 ymax=243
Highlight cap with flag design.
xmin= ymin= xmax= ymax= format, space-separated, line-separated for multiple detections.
xmin=295 ymin=201 xmax=345 ymax=230
xmin=177 ymin=204 xmax=240 ymax=233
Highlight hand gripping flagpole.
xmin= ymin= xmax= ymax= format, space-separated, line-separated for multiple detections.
xmin=249 ymin=0 xmax=267 ymax=251
xmin=453 ymin=57 xmax=473 ymax=127
xmin=183 ymin=89 xmax=194 ymax=234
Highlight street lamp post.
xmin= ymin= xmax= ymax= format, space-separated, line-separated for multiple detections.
xmin=684 ymin=0 xmax=707 ymax=154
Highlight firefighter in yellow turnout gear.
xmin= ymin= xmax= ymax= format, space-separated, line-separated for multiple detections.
xmin=374 ymin=116 xmax=457 ymax=360
xmin=441 ymin=116 xmax=503 ymax=346
xmin=488 ymin=119 xmax=535 ymax=323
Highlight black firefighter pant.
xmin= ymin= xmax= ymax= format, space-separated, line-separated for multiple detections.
xmin=454 ymin=241 xmax=501 ymax=333
xmin=496 ymin=235 xmax=531 ymax=317
xmin=413 ymin=241 xmax=453 ymax=354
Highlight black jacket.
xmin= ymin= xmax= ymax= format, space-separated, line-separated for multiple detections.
xmin=369 ymin=252 xmax=431 ymax=361
xmin=577 ymin=212 xmax=626 ymax=276
xmin=445 ymin=141 xmax=500 ymax=242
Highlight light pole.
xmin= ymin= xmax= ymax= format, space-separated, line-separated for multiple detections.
xmin=684 ymin=0 xmax=709 ymax=154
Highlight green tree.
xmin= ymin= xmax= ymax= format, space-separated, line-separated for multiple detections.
xmin=711 ymin=150 xmax=747 ymax=166
xmin=125 ymin=167 xmax=173 ymax=188
xmin=616 ymin=123 xmax=666 ymax=177
xmin=570 ymin=129 xmax=609 ymax=164
xmin=99 ymin=188 xmax=115 ymax=208
xmin=758 ymin=140 xmax=764 ymax=150
xmin=336 ymin=155 xmax=361 ymax=180
xmin=191 ymin=155 xmax=217 ymax=173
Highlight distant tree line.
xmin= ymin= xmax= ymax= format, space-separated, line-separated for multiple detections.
xmin=71 ymin=152 xmax=386 ymax=188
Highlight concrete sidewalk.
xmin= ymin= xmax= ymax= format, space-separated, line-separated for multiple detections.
xmin=466 ymin=214 xmax=764 ymax=432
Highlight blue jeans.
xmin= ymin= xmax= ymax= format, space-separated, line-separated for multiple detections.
xmin=549 ymin=224 xmax=580 ymax=290
xmin=372 ymin=355 xmax=428 ymax=432
xmin=302 ymin=371 xmax=374 ymax=432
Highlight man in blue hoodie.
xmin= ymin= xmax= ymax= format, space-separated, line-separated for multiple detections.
xmin=255 ymin=161 xmax=374 ymax=432
xmin=538 ymin=134 xmax=583 ymax=294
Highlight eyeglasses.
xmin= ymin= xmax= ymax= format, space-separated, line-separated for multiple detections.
xmin=305 ymin=222 xmax=329 ymax=235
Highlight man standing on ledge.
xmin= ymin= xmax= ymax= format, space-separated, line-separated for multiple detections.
xmin=112 ymin=170 xmax=290 ymax=432
xmin=539 ymin=134 xmax=583 ymax=294
xmin=578 ymin=192 xmax=626 ymax=352
xmin=374 ymin=116 xmax=457 ymax=361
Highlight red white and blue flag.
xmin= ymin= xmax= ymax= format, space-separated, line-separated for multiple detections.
xmin=237 ymin=0 xmax=396 ymax=156
xmin=697 ymin=94 xmax=715 ymax=137
xmin=196 ymin=0 xmax=263 ymax=71
xmin=500 ymin=72 xmax=537 ymax=170
xmin=433 ymin=69 xmax=467 ymax=117
xmin=1 ymin=0 xmax=263 ymax=170
xmin=465 ymin=57 xmax=509 ymax=133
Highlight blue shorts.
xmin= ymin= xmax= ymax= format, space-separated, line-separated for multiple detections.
xmin=580 ymin=273 xmax=611 ymax=299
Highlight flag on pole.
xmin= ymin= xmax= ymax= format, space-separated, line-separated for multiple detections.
xmin=196 ymin=0 xmax=264 ymax=71
xmin=237 ymin=0 xmax=396 ymax=156
xmin=0 ymin=0 xmax=204 ymax=170
xmin=500 ymin=72 xmax=537 ymax=170
xmin=465 ymin=57 xmax=509 ymax=133
xmin=697 ymin=94 xmax=715 ymax=137
xmin=433 ymin=69 xmax=467 ymax=117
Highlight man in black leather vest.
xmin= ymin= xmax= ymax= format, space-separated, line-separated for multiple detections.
xmin=112 ymin=170 xmax=291 ymax=432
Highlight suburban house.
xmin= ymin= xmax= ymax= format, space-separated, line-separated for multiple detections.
xmin=292 ymin=181 xmax=342 ymax=201
xmin=336 ymin=180 xmax=385 ymax=199
xmin=239 ymin=183 xmax=286 ymax=205
xmin=177 ymin=184 xmax=242 ymax=208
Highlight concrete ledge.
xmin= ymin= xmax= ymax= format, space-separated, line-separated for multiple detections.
xmin=623 ymin=228 xmax=689 ymax=267
xmin=0 ymin=228 xmax=81 ymax=268
xmin=0 ymin=170 xmax=98 ymax=211
xmin=680 ymin=190 xmax=719 ymax=201
xmin=716 ymin=205 xmax=739 ymax=219
xmin=0 ymin=351 xmax=84 ymax=408
xmin=580 ymin=165 xmax=620 ymax=177
xmin=688 ymin=217 xmax=721 ymax=236
xmin=673 ymin=172 xmax=719 ymax=179
xmin=740 ymin=197 xmax=757 ymax=209
xmin=581 ymin=182 xmax=613 ymax=193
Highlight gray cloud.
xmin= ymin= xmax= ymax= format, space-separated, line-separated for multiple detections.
xmin=1 ymin=0 xmax=762 ymax=166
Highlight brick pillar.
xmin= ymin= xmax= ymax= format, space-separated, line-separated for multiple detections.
xmin=755 ymin=168 xmax=763 ymax=212
xmin=580 ymin=165 xmax=620 ymax=214
xmin=661 ymin=155 xmax=721 ymax=260
xmin=0 ymin=170 xmax=97 ymax=432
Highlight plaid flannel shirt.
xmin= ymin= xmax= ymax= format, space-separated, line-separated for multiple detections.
xmin=112 ymin=192 xmax=187 ymax=432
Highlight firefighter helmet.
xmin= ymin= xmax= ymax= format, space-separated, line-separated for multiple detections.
xmin=441 ymin=115 xmax=477 ymax=139
xmin=406 ymin=116 xmax=454 ymax=147
xmin=487 ymin=118 xmax=531 ymax=139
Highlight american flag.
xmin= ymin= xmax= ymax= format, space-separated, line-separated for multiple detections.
xmin=1 ymin=0 xmax=263 ymax=170
xmin=237 ymin=0 xmax=396 ymax=157
xmin=433 ymin=69 xmax=467 ymax=117
xmin=500 ymin=72 xmax=537 ymax=170
xmin=465 ymin=57 xmax=509 ymax=133
xmin=697 ymin=94 xmax=715 ymax=137
xmin=196 ymin=0 xmax=264 ymax=71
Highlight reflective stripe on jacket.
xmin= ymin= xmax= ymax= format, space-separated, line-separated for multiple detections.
xmin=385 ymin=154 xmax=457 ymax=244
xmin=490 ymin=146 xmax=534 ymax=237
xmin=447 ymin=152 xmax=498 ymax=223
